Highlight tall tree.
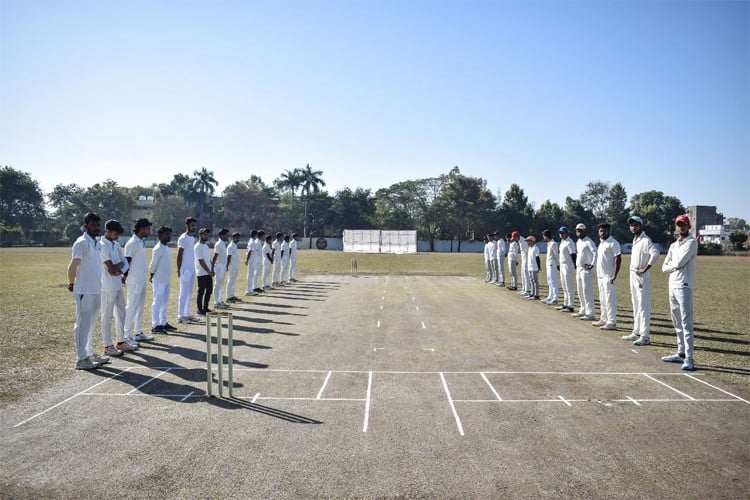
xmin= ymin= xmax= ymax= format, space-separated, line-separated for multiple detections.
xmin=298 ymin=164 xmax=326 ymax=236
xmin=0 ymin=166 xmax=47 ymax=229
xmin=219 ymin=179 xmax=279 ymax=233
xmin=151 ymin=195 xmax=196 ymax=233
xmin=579 ymin=180 xmax=611 ymax=221
xmin=628 ymin=190 xmax=686 ymax=246
xmin=330 ymin=187 xmax=376 ymax=235
xmin=532 ymin=200 xmax=565 ymax=236
xmin=500 ymin=183 xmax=533 ymax=235
xmin=190 ymin=167 xmax=218 ymax=223
xmin=433 ymin=171 xmax=496 ymax=248
xmin=605 ymin=182 xmax=629 ymax=242
xmin=562 ymin=196 xmax=595 ymax=232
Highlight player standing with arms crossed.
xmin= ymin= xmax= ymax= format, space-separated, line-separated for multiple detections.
xmin=124 ymin=218 xmax=153 ymax=342
xmin=574 ymin=223 xmax=597 ymax=321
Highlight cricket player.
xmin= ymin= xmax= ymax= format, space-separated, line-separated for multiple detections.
xmin=519 ymin=234 xmax=530 ymax=296
xmin=288 ymin=233 xmax=299 ymax=282
xmin=661 ymin=214 xmax=698 ymax=371
xmin=245 ymin=229 xmax=259 ymax=296
xmin=195 ymin=228 xmax=214 ymax=315
xmin=262 ymin=235 xmax=273 ymax=289
xmin=100 ymin=219 xmax=137 ymax=355
xmin=124 ymin=218 xmax=153 ymax=342
xmin=226 ymin=232 xmax=240 ymax=302
xmin=488 ymin=233 xmax=499 ymax=284
xmin=280 ymin=234 xmax=290 ymax=285
xmin=212 ymin=228 xmax=230 ymax=309
xmin=67 ymin=212 xmax=108 ymax=369
xmin=149 ymin=226 xmax=173 ymax=334
xmin=483 ymin=235 xmax=492 ymax=282
xmin=541 ymin=230 xmax=559 ymax=305
xmin=526 ymin=235 xmax=541 ymax=300
xmin=271 ymin=232 xmax=283 ymax=286
xmin=556 ymin=226 xmax=577 ymax=313
xmin=176 ymin=217 xmax=198 ymax=323
xmin=495 ymin=232 xmax=507 ymax=287
xmin=254 ymin=230 xmax=266 ymax=292
xmin=574 ymin=223 xmax=597 ymax=321
xmin=593 ymin=223 xmax=621 ymax=331
xmin=507 ymin=232 xmax=520 ymax=290
xmin=623 ymin=215 xmax=660 ymax=346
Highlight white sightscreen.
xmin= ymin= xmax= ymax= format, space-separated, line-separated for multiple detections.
xmin=343 ymin=230 xmax=417 ymax=254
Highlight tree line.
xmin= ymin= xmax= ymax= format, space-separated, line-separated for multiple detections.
xmin=2 ymin=164 xmax=748 ymax=249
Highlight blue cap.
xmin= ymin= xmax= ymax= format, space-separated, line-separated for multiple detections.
xmin=558 ymin=226 xmax=568 ymax=233
xmin=628 ymin=215 xmax=644 ymax=225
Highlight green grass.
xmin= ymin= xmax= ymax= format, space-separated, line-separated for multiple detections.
xmin=1 ymin=248 xmax=748 ymax=403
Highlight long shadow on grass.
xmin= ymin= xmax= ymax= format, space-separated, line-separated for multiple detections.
xmin=175 ymin=330 xmax=273 ymax=350
xmin=692 ymin=364 xmax=750 ymax=376
xmin=207 ymin=397 xmax=322 ymax=424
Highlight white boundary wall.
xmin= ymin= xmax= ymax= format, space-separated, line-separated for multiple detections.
xmin=343 ymin=230 xmax=417 ymax=254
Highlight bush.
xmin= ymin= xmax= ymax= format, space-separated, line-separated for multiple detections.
xmin=698 ymin=242 xmax=723 ymax=256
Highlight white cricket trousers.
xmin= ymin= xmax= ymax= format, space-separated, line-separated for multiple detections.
xmin=263 ymin=260 xmax=272 ymax=287
xmin=545 ymin=264 xmax=558 ymax=302
xmin=576 ymin=268 xmax=595 ymax=316
xmin=489 ymin=258 xmax=499 ymax=283
xmin=560 ymin=265 xmax=575 ymax=308
xmin=520 ymin=258 xmax=529 ymax=292
xmin=484 ymin=258 xmax=490 ymax=281
xmin=74 ymin=293 xmax=100 ymax=361
xmin=253 ymin=259 xmax=262 ymax=289
xmin=226 ymin=265 xmax=239 ymax=298
xmin=178 ymin=271 xmax=195 ymax=319
xmin=151 ymin=282 xmax=170 ymax=328
xmin=101 ymin=288 xmax=126 ymax=346
xmin=245 ymin=261 xmax=255 ymax=293
xmin=669 ymin=287 xmax=694 ymax=359
xmin=289 ymin=257 xmax=297 ymax=280
xmin=508 ymin=259 xmax=518 ymax=288
xmin=213 ymin=267 xmax=226 ymax=305
xmin=597 ymin=276 xmax=617 ymax=326
xmin=272 ymin=259 xmax=281 ymax=284
xmin=281 ymin=258 xmax=289 ymax=283
xmin=124 ymin=281 xmax=147 ymax=337
xmin=497 ymin=255 xmax=505 ymax=284
xmin=629 ymin=271 xmax=652 ymax=336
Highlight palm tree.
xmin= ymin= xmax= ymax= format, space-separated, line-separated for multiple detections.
xmin=299 ymin=164 xmax=325 ymax=237
xmin=190 ymin=167 xmax=218 ymax=222
xmin=279 ymin=168 xmax=303 ymax=197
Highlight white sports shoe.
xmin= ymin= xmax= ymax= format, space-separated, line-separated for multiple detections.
xmin=622 ymin=333 xmax=640 ymax=341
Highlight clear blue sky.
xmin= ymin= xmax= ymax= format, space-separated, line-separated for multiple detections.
xmin=2 ymin=0 xmax=748 ymax=220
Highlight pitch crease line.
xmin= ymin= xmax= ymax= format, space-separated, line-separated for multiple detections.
xmin=643 ymin=373 xmax=695 ymax=400
xmin=14 ymin=367 xmax=133 ymax=428
xmin=481 ymin=372 xmax=502 ymax=401
xmin=127 ymin=368 xmax=172 ymax=394
xmin=317 ymin=371 xmax=332 ymax=400
xmin=440 ymin=372 xmax=465 ymax=436
xmin=683 ymin=374 xmax=750 ymax=404
xmin=363 ymin=371 xmax=373 ymax=433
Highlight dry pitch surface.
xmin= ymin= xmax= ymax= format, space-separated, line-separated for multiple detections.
xmin=1 ymin=273 xmax=748 ymax=498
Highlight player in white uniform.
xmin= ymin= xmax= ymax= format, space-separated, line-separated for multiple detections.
xmin=124 ymin=218 xmax=153 ymax=343
xmin=288 ymin=233 xmax=299 ymax=282
xmin=556 ymin=226 xmax=577 ymax=313
xmin=574 ymin=223 xmax=597 ymax=321
xmin=519 ymin=235 xmax=530 ymax=296
xmin=226 ymin=232 xmax=241 ymax=302
xmin=494 ymin=233 xmax=506 ymax=287
xmin=506 ymin=232 xmax=520 ymax=290
xmin=483 ymin=235 xmax=492 ymax=282
xmin=100 ymin=219 xmax=137 ymax=356
xmin=212 ymin=228 xmax=230 ymax=309
xmin=661 ymin=214 xmax=698 ymax=371
xmin=176 ymin=217 xmax=198 ymax=323
xmin=526 ymin=235 xmax=541 ymax=300
xmin=541 ymin=230 xmax=559 ymax=305
xmin=280 ymin=234 xmax=290 ymax=285
xmin=67 ymin=212 xmax=108 ymax=369
xmin=253 ymin=230 xmax=266 ymax=292
xmin=488 ymin=234 xmax=499 ymax=284
xmin=262 ymin=235 xmax=273 ymax=289
xmin=271 ymin=232 xmax=283 ymax=286
xmin=245 ymin=229 xmax=259 ymax=296
xmin=149 ymin=226 xmax=173 ymax=334
xmin=592 ymin=223 xmax=621 ymax=331
xmin=622 ymin=215 xmax=660 ymax=346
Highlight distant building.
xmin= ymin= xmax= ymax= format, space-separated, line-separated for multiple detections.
xmin=698 ymin=224 xmax=730 ymax=245
xmin=687 ymin=205 xmax=724 ymax=240
xmin=132 ymin=195 xmax=155 ymax=224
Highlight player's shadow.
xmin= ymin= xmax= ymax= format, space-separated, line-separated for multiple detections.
xmin=229 ymin=324 xmax=300 ymax=336
xmin=174 ymin=330 xmax=273 ymax=350
xmin=692 ymin=364 xmax=750 ymax=376
xmin=126 ymin=346 xmax=270 ymax=370
xmin=207 ymin=397 xmax=323 ymax=424
xmin=263 ymin=293 xmax=324 ymax=302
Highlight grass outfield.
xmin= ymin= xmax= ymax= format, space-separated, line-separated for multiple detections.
xmin=1 ymin=248 xmax=748 ymax=403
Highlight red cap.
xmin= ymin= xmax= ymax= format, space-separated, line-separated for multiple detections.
xmin=511 ymin=231 xmax=520 ymax=240
xmin=675 ymin=214 xmax=691 ymax=227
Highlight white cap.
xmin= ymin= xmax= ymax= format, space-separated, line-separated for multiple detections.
xmin=575 ymin=223 xmax=586 ymax=230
